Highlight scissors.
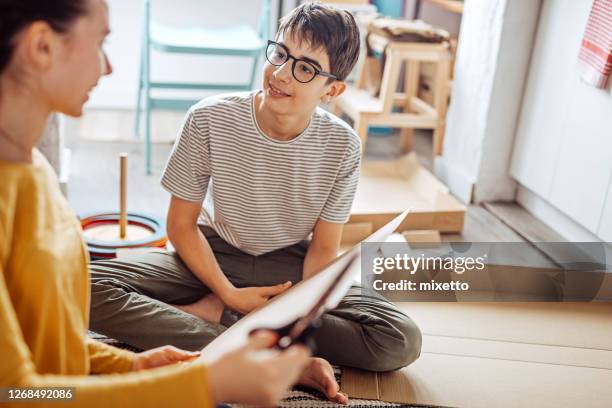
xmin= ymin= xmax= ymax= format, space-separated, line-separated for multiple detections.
xmin=250 ymin=251 xmax=360 ymax=352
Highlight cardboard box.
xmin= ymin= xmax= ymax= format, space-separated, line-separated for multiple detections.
xmin=350 ymin=153 xmax=465 ymax=233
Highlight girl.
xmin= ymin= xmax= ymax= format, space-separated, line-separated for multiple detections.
xmin=0 ymin=0 xmax=347 ymax=406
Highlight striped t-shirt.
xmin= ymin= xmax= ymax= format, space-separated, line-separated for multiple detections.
xmin=161 ymin=91 xmax=361 ymax=256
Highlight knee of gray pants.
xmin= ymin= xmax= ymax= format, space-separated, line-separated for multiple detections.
xmin=368 ymin=316 xmax=422 ymax=372
xmin=394 ymin=316 xmax=422 ymax=369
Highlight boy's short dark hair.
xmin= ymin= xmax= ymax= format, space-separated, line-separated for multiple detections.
xmin=277 ymin=1 xmax=360 ymax=82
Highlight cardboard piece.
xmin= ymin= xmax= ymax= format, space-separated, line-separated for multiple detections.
xmin=420 ymin=333 xmax=612 ymax=370
xmin=342 ymin=302 xmax=612 ymax=406
xmin=341 ymin=222 xmax=374 ymax=245
xmin=398 ymin=302 xmax=612 ymax=351
xmin=402 ymin=229 xmax=441 ymax=243
xmin=350 ymin=153 xmax=465 ymax=233
xmin=339 ymin=222 xmax=374 ymax=254
xmin=198 ymin=211 xmax=409 ymax=364
xmin=342 ymin=351 xmax=612 ymax=408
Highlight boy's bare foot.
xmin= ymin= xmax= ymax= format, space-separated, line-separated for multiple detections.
xmin=172 ymin=293 xmax=224 ymax=323
xmin=298 ymin=357 xmax=349 ymax=405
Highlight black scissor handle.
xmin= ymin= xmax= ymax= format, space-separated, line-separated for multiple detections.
xmin=250 ymin=317 xmax=320 ymax=352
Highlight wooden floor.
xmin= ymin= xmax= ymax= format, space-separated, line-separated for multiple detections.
xmin=66 ymin=136 xmax=174 ymax=218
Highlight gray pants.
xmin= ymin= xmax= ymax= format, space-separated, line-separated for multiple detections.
xmin=89 ymin=227 xmax=421 ymax=371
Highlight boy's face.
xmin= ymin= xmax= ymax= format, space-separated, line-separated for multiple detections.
xmin=261 ymin=31 xmax=345 ymax=117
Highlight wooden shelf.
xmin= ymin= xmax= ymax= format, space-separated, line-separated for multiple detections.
xmin=424 ymin=0 xmax=464 ymax=14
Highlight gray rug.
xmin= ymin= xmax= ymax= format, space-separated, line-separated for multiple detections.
xmin=89 ymin=332 xmax=425 ymax=407
xmin=229 ymin=367 xmax=420 ymax=408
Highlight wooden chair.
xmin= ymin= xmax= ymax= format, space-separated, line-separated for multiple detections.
xmin=331 ymin=32 xmax=451 ymax=157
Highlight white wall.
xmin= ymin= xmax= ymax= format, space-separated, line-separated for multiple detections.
xmin=87 ymin=0 xmax=274 ymax=109
xmin=510 ymin=0 xmax=612 ymax=241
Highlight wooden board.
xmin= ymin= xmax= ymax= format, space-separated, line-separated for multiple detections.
xmin=342 ymin=351 xmax=612 ymax=407
xmin=481 ymin=202 xmax=594 ymax=270
xmin=342 ymin=302 xmax=612 ymax=406
xmin=402 ymin=229 xmax=441 ymax=243
xmin=421 ymin=334 xmax=612 ymax=370
xmin=441 ymin=205 xmax=528 ymax=242
xmin=397 ymin=302 xmax=612 ymax=350
xmin=341 ymin=222 xmax=374 ymax=245
xmin=483 ymin=202 xmax=566 ymax=242
xmin=350 ymin=153 xmax=465 ymax=232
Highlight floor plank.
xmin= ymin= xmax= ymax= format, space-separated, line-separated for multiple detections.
xmin=483 ymin=202 xmax=567 ymax=243
xmin=422 ymin=334 xmax=612 ymax=370
xmin=398 ymin=302 xmax=612 ymax=351
xmin=441 ymin=205 xmax=526 ymax=242
xmin=392 ymin=351 xmax=612 ymax=408
xmin=66 ymin=138 xmax=173 ymax=218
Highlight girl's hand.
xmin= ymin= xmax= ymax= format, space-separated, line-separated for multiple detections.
xmin=207 ymin=331 xmax=310 ymax=405
xmin=131 ymin=345 xmax=200 ymax=371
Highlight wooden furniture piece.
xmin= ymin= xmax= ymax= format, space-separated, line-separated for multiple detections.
xmin=331 ymin=32 xmax=452 ymax=156
xmin=348 ymin=153 xmax=465 ymax=233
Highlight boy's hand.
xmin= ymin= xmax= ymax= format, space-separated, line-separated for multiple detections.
xmin=224 ymin=282 xmax=292 ymax=314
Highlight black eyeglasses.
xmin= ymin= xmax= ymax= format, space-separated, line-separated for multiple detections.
xmin=265 ymin=40 xmax=338 ymax=84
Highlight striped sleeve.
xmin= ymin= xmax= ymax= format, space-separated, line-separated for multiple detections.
xmin=319 ymin=136 xmax=361 ymax=223
xmin=160 ymin=108 xmax=210 ymax=202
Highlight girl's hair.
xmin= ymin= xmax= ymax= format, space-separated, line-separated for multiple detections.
xmin=0 ymin=0 xmax=89 ymax=73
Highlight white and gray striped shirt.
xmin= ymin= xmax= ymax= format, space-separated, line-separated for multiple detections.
xmin=161 ymin=91 xmax=361 ymax=256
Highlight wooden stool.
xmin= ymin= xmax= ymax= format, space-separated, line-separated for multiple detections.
xmin=332 ymin=33 xmax=451 ymax=156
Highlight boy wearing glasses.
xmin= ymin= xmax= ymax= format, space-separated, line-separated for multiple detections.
xmin=90 ymin=2 xmax=422 ymax=372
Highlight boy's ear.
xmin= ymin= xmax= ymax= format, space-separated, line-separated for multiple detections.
xmin=321 ymin=81 xmax=347 ymax=103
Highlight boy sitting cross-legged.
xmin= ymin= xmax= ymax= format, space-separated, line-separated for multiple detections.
xmin=90 ymin=2 xmax=422 ymax=377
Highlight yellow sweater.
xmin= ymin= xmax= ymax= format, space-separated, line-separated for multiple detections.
xmin=0 ymin=150 xmax=213 ymax=407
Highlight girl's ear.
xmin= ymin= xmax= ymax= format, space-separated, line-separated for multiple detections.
xmin=321 ymin=81 xmax=347 ymax=103
xmin=23 ymin=21 xmax=57 ymax=71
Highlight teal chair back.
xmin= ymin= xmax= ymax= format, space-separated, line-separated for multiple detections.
xmin=136 ymin=0 xmax=271 ymax=174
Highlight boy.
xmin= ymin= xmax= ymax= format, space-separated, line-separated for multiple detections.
xmin=90 ymin=2 xmax=421 ymax=371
